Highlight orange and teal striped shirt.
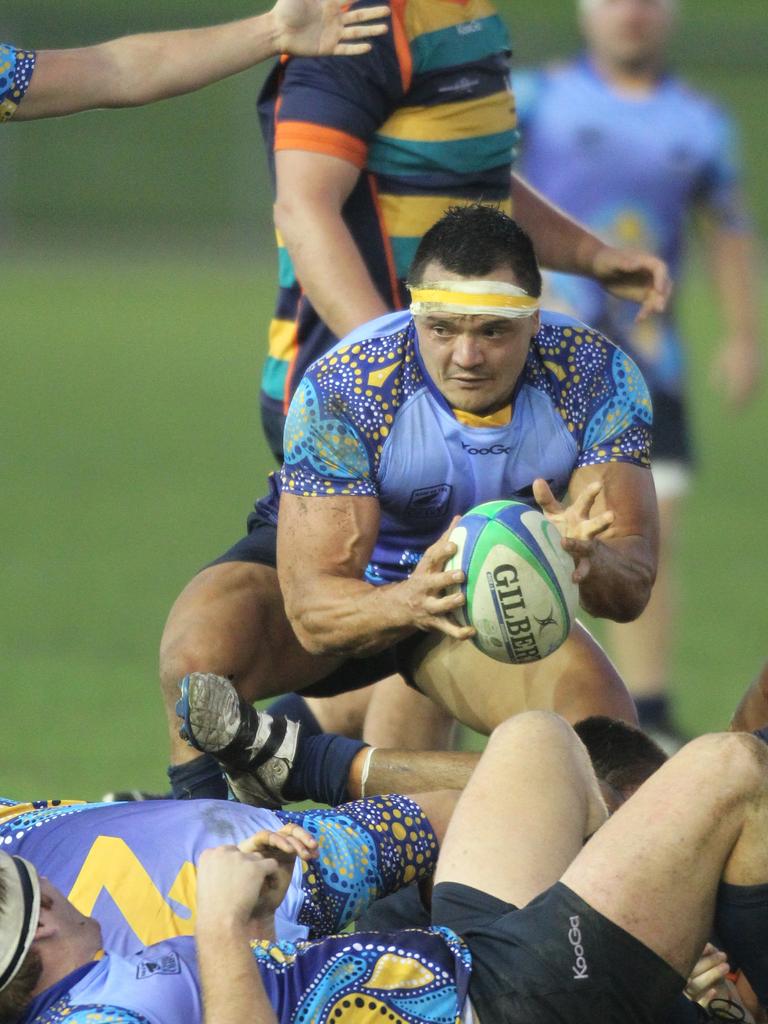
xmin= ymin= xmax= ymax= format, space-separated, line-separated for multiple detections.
xmin=257 ymin=0 xmax=517 ymax=425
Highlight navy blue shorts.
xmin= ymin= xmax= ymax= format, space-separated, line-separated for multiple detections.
xmin=431 ymin=880 xmax=684 ymax=1024
xmin=651 ymin=390 xmax=692 ymax=465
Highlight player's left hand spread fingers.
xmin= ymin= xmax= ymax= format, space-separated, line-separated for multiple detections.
xmin=535 ymin=479 xmax=614 ymax=543
xmin=239 ymin=826 xmax=318 ymax=862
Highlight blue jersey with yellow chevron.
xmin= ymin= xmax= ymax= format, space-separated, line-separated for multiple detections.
xmin=21 ymin=928 xmax=472 ymax=1024
xmin=257 ymin=0 xmax=517 ymax=416
xmin=0 ymin=794 xmax=437 ymax=954
xmin=0 ymin=44 xmax=35 ymax=121
xmin=513 ymin=58 xmax=749 ymax=396
xmin=259 ymin=309 xmax=651 ymax=583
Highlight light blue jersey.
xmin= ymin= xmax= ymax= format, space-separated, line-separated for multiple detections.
xmin=0 ymin=795 xmax=438 ymax=953
xmin=513 ymin=58 xmax=748 ymax=396
xmin=258 ymin=310 xmax=651 ymax=582
xmin=20 ymin=930 xmax=472 ymax=1024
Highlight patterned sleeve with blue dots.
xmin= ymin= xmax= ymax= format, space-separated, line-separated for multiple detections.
xmin=0 ymin=44 xmax=36 ymax=121
xmin=277 ymin=795 xmax=440 ymax=938
xmin=528 ymin=319 xmax=653 ymax=469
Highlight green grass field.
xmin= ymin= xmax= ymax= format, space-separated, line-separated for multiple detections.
xmin=3 ymin=252 xmax=766 ymax=799
xmin=4 ymin=0 xmax=768 ymax=798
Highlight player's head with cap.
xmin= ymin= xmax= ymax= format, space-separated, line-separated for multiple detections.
xmin=578 ymin=0 xmax=677 ymax=73
xmin=0 ymin=850 xmax=42 ymax=1021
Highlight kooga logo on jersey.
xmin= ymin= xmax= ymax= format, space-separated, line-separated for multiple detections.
xmin=461 ymin=442 xmax=511 ymax=456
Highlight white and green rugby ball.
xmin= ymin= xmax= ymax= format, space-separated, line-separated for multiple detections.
xmin=447 ymin=499 xmax=578 ymax=664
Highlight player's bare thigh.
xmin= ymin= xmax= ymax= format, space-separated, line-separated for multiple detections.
xmin=408 ymin=620 xmax=636 ymax=734
xmin=159 ymin=560 xmax=345 ymax=704
xmin=561 ymin=732 xmax=768 ymax=978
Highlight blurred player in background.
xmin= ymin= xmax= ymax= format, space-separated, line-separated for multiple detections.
xmin=512 ymin=0 xmax=763 ymax=748
xmin=0 ymin=0 xmax=389 ymax=122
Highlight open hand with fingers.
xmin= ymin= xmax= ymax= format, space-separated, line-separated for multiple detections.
xmin=684 ymin=943 xmax=755 ymax=1023
xmin=398 ymin=519 xmax=475 ymax=640
xmin=532 ymin=479 xmax=614 ymax=587
xmin=272 ymin=0 xmax=390 ymax=57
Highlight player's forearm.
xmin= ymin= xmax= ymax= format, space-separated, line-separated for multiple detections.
xmin=511 ymin=174 xmax=604 ymax=277
xmin=709 ymin=230 xmax=761 ymax=349
xmin=285 ymin=574 xmax=419 ymax=657
xmin=19 ymin=15 xmax=280 ymax=119
xmin=275 ymin=198 xmax=392 ymax=337
xmin=197 ymin=919 xmax=278 ymax=1024
xmin=577 ymin=536 xmax=656 ymax=622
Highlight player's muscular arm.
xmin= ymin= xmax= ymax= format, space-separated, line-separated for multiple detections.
xmin=277 ymin=493 xmax=472 ymax=656
xmin=535 ymin=464 xmax=658 ymax=622
xmin=274 ymin=150 xmax=391 ymax=337
xmin=511 ymin=175 xmax=671 ymax=320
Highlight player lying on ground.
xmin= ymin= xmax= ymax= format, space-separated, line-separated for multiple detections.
xmin=3 ymin=713 xmax=768 ymax=1023
xmin=1 ymin=0 xmax=389 ymax=122
xmin=160 ymin=204 xmax=661 ymax=802
xmin=0 ymin=716 xmax=663 ymax=955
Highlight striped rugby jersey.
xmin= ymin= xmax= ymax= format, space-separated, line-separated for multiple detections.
xmin=257 ymin=0 xmax=517 ymax=418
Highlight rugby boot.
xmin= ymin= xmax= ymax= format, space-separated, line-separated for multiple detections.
xmin=176 ymin=672 xmax=300 ymax=808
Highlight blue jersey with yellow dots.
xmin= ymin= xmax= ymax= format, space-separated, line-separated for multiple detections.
xmin=0 ymin=794 xmax=437 ymax=953
xmin=260 ymin=309 xmax=651 ymax=583
xmin=0 ymin=44 xmax=36 ymax=121
xmin=513 ymin=58 xmax=749 ymax=396
xmin=258 ymin=0 xmax=517 ymax=417
xmin=21 ymin=928 xmax=472 ymax=1024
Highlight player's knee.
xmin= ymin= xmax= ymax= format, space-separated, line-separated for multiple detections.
xmin=488 ymin=709 xmax=572 ymax=750
xmin=680 ymin=732 xmax=768 ymax=795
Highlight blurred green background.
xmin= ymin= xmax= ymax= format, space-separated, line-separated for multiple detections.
xmin=3 ymin=1 xmax=766 ymax=798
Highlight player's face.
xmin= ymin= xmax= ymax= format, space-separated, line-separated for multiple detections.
xmin=581 ymin=0 xmax=673 ymax=72
xmin=413 ymin=262 xmax=540 ymax=416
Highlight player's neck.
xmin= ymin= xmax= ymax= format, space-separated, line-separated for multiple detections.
xmin=32 ymin=930 xmax=104 ymax=999
xmin=591 ymin=52 xmax=664 ymax=96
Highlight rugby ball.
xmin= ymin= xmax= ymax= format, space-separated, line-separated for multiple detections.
xmin=447 ymin=500 xmax=578 ymax=664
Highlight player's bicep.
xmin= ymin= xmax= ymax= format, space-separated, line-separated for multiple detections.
xmin=277 ymin=492 xmax=380 ymax=597
xmin=568 ymin=462 xmax=659 ymax=549
xmin=275 ymin=149 xmax=362 ymax=212
xmin=13 ymin=46 xmax=117 ymax=120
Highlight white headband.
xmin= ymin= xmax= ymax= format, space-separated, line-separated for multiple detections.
xmin=409 ymin=279 xmax=539 ymax=319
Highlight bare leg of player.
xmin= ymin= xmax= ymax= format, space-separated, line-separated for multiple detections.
xmin=408 ymin=620 xmax=637 ymax=735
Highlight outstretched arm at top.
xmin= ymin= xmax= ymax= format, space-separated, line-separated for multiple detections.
xmin=511 ymin=174 xmax=672 ymax=321
xmin=277 ymin=493 xmax=473 ymax=657
xmin=12 ymin=0 xmax=389 ymax=120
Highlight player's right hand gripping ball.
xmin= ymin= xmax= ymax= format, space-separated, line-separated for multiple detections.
xmin=447 ymin=500 xmax=578 ymax=664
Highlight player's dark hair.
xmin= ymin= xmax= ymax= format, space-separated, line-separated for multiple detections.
xmin=0 ymin=872 xmax=42 ymax=1024
xmin=407 ymin=204 xmax=542 ymax=296
xmin=574 ymin=716 xmax=668 ymax=799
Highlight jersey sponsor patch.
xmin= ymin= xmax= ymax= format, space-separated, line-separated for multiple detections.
xmin=135 ymin=952 xmax=181 ymax=979
xmin=406 ymin=484 xmax=453 ymax=517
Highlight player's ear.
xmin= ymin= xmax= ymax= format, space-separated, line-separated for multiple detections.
xmin=529 ymin=310 xmax=540 ymax=338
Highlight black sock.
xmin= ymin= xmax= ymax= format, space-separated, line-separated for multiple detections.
xmin=283 ymin=733 xmax=367 ymax=806
xmin=167 ymin=753 xmax=228 ymax=800
xmin=715 ymin=880 xmax=768 ymax=1005
xmin=266 ymin=693 xmax=322 ymax=736
xmin=635 ymin=695 xmax=671 ymax=730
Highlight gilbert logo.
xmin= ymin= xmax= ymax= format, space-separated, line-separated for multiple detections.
xmin=568 ymin=915 xmax=589 ymax=980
